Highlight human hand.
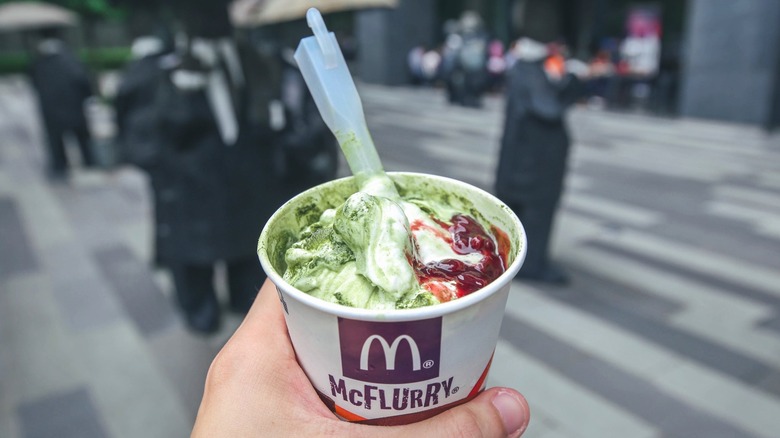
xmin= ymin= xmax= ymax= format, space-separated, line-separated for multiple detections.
xmin=192 ymin=279 xmax=530 ymax=437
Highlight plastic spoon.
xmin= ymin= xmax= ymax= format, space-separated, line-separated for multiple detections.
xmin=294 ymin=8 xmax=397 ymax=199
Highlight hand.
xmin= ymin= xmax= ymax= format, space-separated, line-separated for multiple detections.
xmin=193 ymin=279 xmax=530 ymax=437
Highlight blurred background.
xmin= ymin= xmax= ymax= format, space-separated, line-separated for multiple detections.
xmin=1 ymin=0 xmax=779 ymax=437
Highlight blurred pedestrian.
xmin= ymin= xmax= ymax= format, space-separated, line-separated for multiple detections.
xmin=440 ymin=31 xmax=463 ymax=99
xmin=584 ymin=49 xmax=615 ymax=107
xmin=278 ymin=47 xmax=339 ymax=197
xmin=28 ymin=27 xmax=94 ymax=179
xmin=149 ymin=2 xmax=282 ymax=333
xmin=486 ymin=39 xmax=507 ymax=92
xmin=445 ymin=11 xmax=489 ymax=107
xmin=115 ymin=15 xmax=174 ymax=266
xmin=543 ymin=42 xmax=566 ymax=82
xmin=407 ymin=45 xmax=424 ymax=85
xmin=504 ymin=39 xmax=519 ymax=70
xmin=651 ymin=37 xmax=681 ymax=115
xmin=495 ymin=36 xmax=584 ymax=284
xmin=420 ymin=47 xmax=442 ymax=86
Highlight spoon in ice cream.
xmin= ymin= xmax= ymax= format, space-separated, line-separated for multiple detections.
xmin=294 ymin=8 xmax=398 ymax=199
xmin=294 ymin=9 xmax=417 ymax=296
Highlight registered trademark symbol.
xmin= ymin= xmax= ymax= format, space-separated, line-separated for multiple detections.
xmin=423 ymin=359 xmax=434 ymax=369
xmin=452 ymin=386 xmax=460 ymax=394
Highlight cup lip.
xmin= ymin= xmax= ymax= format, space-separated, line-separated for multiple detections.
xmin=258 ymin=172 xmax=527 ymax=322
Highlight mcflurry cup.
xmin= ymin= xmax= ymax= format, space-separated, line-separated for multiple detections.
xmin=258 ymin=172 xmax=526 ymax=425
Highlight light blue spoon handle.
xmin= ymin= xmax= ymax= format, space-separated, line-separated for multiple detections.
xmin=295 ymin=8 xmax=397 ymax=198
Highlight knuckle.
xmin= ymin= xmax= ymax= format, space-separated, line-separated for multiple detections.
xmin=204 ymin=342 xmax=250 ymax=389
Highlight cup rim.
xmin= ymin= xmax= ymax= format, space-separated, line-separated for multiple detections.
xmin=258 ymin=172 xmax=527 ymax=322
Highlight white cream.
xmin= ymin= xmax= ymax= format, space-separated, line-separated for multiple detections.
xmin=334 ymin=192 xmax=417 ymax=299
xmin=402 ymin=202 xmax=483 ymax=266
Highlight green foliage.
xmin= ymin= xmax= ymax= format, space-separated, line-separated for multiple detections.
xmin=62 ymin=0 xmax=125 ymax=20
xmin=0 ymin=47 xmax=131 ymax=74
xmin=78 ymin=46 xmax=131 ymax=70
xmin=0 ymin=52 xmax=28 ymax=75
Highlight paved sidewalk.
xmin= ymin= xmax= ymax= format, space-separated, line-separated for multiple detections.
xmin=0 ymin=76 xmax=242 ymax=438
xmin=362 ymin=84 xmax=780 ymax=438
xmin=2 ymin=75 xmax=780 ymax=437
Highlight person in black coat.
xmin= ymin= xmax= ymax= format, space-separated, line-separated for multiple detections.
xmin=277 ymin=47 xmax=340 ymax=198
xmin=28 ymin=27 xmax=94 ymax=179
xmin=113 ymin=0 xmax=284 ymax=334
xmin=115 ymin=31 xmax=173 ymax=163
xmin=445 ymin=11 xmax=489 ymax=108
xmin=149 ymin=35 xmax=285 ymax=333
xmin=115 ymin=26 xmax=175 ymax=267
xmin=495 ymin=37 xmax=584 ymax=284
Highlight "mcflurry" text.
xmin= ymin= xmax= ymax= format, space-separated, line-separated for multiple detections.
xmin=328 ymin=375 xmax=455 ymax=410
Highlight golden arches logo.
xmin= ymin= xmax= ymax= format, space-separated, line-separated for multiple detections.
xmin=359 ymin=335 xmax=422 ymax=371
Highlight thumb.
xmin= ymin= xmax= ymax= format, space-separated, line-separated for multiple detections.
xmin=384 ymin=388 xmax=530 ymax=438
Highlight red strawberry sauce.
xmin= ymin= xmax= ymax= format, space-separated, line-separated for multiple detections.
xmin=410 ymin=214 xmax=508 ymax=302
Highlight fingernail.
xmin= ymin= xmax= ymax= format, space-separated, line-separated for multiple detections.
xmin=491 ymin=390 xmax=529 ymax=437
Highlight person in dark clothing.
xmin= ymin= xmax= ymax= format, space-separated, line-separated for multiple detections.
xmin=112 ymin=0 xmax=283 ymax=334
xmin=150 ymin=35 xmax=282 ymax=333
xmin=495 ymin=37 xmax=584 ymax=284
xmin=277 ymin=47 xmax=340 ymax=198
xmin=28 ymin=28 xmax=94 ymax=179
xmin=115 ymin=27 xmax=175 ymax=267
xmin=115 ymin=32 xmax=172 ymax=164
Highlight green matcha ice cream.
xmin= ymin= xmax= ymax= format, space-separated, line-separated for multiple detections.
xmin=279 ymin=175 xmax=511 ymax=310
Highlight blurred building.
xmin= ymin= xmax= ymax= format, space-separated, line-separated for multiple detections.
xmin=356 ymin=0 xmax=438 ymax=86
xmin=679 ymin=0 xmax=780 ymax=129
xmin=355 ymin=0 xmax=780 ymax=128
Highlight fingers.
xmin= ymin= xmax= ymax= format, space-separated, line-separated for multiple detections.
xmin=488 ymin=389 xmax=530 ymax=437
xmin=197 ymin=278 xmax=531 ymax=437
xmin=203 ymin=278 xmax=294 ymax=395
xmin=377 ymin=387 xmax=530 ymax=438
xmin=200 ymin=279 xmax=287 ymax=389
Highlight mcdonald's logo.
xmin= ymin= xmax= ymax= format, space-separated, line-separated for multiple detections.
xmin=339 ymin=317 xmax=442 ymax=384
xmin=360 ymin=335 xmax=421 ymax=371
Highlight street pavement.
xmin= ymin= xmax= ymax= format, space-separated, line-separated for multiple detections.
xmin=1 ymin=74 xmax=780 ymax=437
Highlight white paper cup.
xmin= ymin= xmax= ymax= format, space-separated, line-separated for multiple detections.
xmin=258 ymin=172 xmax=526 ymax=425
